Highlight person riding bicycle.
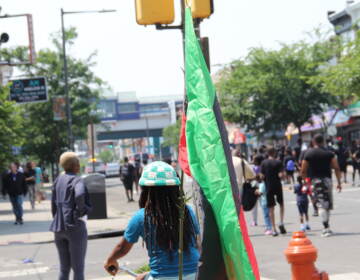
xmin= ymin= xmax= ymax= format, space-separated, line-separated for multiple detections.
xmin=104 ymin=161 xmax=200 ymax=280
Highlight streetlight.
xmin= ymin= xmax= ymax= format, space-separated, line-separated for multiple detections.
xmin=61 ymin=8 xmax=116 ymax=151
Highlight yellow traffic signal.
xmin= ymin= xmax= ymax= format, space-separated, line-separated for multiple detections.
xmin=190 ymin=0 xmax=213 ymax=19
xmin=135 ymin=0 xmax=175 ymax=25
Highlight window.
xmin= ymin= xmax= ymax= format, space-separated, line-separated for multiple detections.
xmin=140 ymin=103 xmax=168 ymax=113
xmin=118 ymin=103 xmax=138 ymax=114
xmin=98 ymin=100 xmax=116 ymax=119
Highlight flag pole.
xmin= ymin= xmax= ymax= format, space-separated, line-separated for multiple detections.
xmin=178 ymin=1 xmax=186 ymax=280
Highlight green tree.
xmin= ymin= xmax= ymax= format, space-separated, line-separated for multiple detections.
xmin=311 ymin=30 xmax=360 ymax=100
xmin=0 ymin=85 xmax=23 ymax=170
xmin=162 ymin=119 xmax=181 ymax=150
xmin=217 ymin=39 xmax=338 ymax=138
xmin=98 ymin=149 xmax=114 ymax=164
xmin=0 ymin=28 xmax=104 ymax=172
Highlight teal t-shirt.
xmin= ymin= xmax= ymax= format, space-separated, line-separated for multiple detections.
xmin=124 ymin=206 xmax=200 ymax=278
xmin=35 ymin=167 xmax=42 ymax=184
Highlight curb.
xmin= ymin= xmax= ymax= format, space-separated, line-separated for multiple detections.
xmin=1 ymin=230 xmax=124 ymax=246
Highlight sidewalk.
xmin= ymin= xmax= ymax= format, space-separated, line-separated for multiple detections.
xmin=0 ymin=186 xmax=133 ymax=245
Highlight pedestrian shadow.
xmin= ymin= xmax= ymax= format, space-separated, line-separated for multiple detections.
xmin=0 ymin=220 xmax=51 ymax=236
xmin=0 ymin=208 xmax=50 ymax=216
xmin=332 ymin=232 xmax=360 ymax=237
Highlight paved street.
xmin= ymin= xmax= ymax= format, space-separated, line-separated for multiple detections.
xmin=0 ymin=176 xmax=360 ymax=279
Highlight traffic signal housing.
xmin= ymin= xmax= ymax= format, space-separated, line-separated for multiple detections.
xmin=135 ymin=0 xmax=175 ymax=25
xmin=190 ymin=0 xmax=214 ymax=19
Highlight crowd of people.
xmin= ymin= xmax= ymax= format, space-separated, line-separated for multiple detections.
xmin=1 ymin=134 xmax=358 ymax=279
xmin=235 ymin=134 xmax=355 ymax=238
xmin=1 ymin=161 xmax=45 ymax=225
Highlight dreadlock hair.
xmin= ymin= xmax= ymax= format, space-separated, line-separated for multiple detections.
xmin=139 ymin=186 xmax=196 ymax=257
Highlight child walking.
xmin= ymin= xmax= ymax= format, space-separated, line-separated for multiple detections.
xmin=294 ymin=176 xmax=311 ymax=232
xmin=257 ymin=177 xmax=272 ymax=235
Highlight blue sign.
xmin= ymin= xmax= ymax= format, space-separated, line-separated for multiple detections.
xmin=10 ymin=77 xmax=47 ymax=103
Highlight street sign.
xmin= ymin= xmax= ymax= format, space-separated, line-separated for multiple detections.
xmin=9 ymin=77 xmax=47 ymax=103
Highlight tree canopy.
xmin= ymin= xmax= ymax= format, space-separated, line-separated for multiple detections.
xmin=217 ymin=39 xmax=339 ymax=137
xmin=0 ymin=28 xmax=104 ymax=167
xmin=0 ymin=86 xmax=23 ymax=170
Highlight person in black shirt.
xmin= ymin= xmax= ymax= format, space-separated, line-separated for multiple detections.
xmin=24 ymin=162 xmax=36 ymax=210
xmin=301 ymin=134 xmax=341 ymax=237
xmin=336 ymin=140 xmax=349 ymax=184
xmin=260 ymin=147 xmax=286 ymax=236
xmin=2 ymin=162 xmax=27 ymax=224
xmin=119 ymin=157 xmax=135 ymax=202
xmin=350 ymin=140 xmax=360 ymax=186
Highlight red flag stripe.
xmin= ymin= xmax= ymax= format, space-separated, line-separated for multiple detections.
xmin=178 ymin=112 xmax=192 ymax=177
xmin=239 ymin=207 xmax=260 ymax=280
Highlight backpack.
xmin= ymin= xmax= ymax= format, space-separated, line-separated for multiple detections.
xmin=286 ymin=159 xmax=295 ymax=171
xmin=240 ymin=159 xmax=258 ymax=211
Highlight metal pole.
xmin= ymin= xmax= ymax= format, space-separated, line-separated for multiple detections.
xmin=91 ymin=121 xmax=95 ymax=173
xmin=145 ymin=115 xmax=150 ymax=154
xmin=61 ymin=8 xmax=73 ymax=151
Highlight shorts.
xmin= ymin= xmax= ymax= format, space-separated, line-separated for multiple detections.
xmin=312 ymin=177 xmax=333 ymax=210
xmin=286 ymin=170 xmax=294 ymax=176
xmin=122 ymin=179 xmax=134 ymax=190
xmin=297 ymin=202 xmax=308 ymax=215
xmin=266 ymin=186 xmax=284 ymax=208
xmin=339 ymin=163 xmax=347 ymax=172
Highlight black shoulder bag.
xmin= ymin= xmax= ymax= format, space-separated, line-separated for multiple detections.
xmin=241 ymin=159 xmax=258 ymax=211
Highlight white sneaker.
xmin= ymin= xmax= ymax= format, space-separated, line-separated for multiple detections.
xmin=321 ymin=229 xmax=332 ymax=237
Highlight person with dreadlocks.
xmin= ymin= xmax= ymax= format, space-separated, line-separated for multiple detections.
xmin=104 ymin=161 xmax=200 ymax=280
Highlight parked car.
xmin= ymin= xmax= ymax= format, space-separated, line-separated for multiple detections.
xmin=85 ymin=161 xmax=106 ymax=175
xmin=105 ymin=162 xmax=120 ymax=178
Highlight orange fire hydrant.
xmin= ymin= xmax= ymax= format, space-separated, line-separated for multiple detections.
xmin=284 ymin=231 xmax=329 ymax=280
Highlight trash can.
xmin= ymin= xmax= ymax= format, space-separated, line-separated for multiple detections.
xmin=83 ymin=173 xmax=107 ymax=219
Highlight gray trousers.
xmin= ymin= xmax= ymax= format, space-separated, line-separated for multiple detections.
xmin=54 ymin=221 xmax=88 ymax=280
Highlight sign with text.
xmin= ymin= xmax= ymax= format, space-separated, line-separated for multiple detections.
xmin=10 ymin=77 xmax=47 ymax=103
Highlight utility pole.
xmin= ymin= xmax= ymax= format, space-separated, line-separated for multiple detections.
xmin=60 ymin=9 xmax=73 ymax=150
xmin=60 ymin=8 xmax=116 ymax=151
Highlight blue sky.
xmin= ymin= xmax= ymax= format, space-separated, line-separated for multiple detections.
xmin=0 ymin=0 xmax=350 ymax=96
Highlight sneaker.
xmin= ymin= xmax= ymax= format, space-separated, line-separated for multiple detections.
xmin=19 ymin=219 xmax=23 ymax=225
xmin=14 ymin=221 xmax=18 ymax=225
xmin=264 ymin=230 xmax=272 ymax=236
xmin=313 ymin=211 xmax=319 ymax=217
xmin=272 ymin=231 xmax=279 ymax=237
xmin=321 ymin=229 xmax=331 ymax=237
xmin=300 ymin=225 xmax=306 ymax=232
xmin=306 ymin=225 xmax=311 ymax=231
xmin=279 ymin=225 xmax=287 ymax=234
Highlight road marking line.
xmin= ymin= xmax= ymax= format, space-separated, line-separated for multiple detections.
xmin=0 ymin=266 xmax=50 ymax=278
xmin=331 ymin=273 xmax=360 ymax=279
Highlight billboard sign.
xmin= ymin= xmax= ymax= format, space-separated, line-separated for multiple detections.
xmin=9 ymin=77 xmax=47 ymax=103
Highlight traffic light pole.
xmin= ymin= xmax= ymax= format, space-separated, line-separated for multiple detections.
xmin=154 ymin=4 xmax=211 ymax=280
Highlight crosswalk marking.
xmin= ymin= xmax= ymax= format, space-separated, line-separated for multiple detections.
xmin=0 ymin=266 xmax=50 ymax=278
xmin=259 ymin=273 xmax=360 ymax=280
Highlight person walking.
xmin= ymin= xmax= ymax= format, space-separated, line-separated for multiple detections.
xmin=104 ymin=161 xmax=200 ymax=280
xmin=32 ymin=162 xmax=43 ymax=203
xmin=2 ymin=162 xmax=27 ymax=225
xmin=119 ymin=157 xmax=135 ymax=202
xmin=260 ymin=147 xmax=286 ymax=236
xmin=294 ymin=176 xmax=311 ymax=232
xmin=24 ymin=162 xmax=36 ymax=210
xmin=257 ymin=177 xmax=272 ymax=235
xmin=336 ymin=140 xmax=349 ymax=184
xmin=350 ymin=140 xmax=360 ymax=186
xmin=232 ymin=150 xmax=257 ymax=225
xmin=50 ymin=152 xmax=91 ymax=280
xmin=301 ymin=134 xmax=342 ymax=237
xmin=283 ymin=148 xmax=296 ymax=185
